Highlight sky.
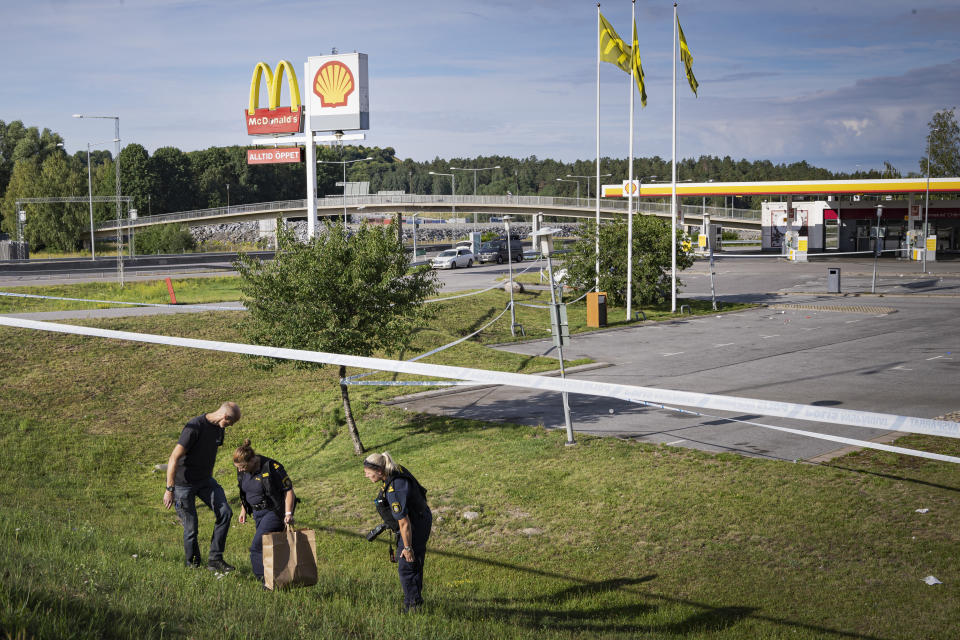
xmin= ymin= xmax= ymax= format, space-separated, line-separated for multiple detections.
xmin=2 ymin=0 xmax=959 ymax=175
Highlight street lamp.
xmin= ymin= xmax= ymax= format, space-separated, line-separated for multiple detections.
xmin=567 ymin=173 xmax=611 ymax=207
xmin=429 ymin=171 xmax=456 ymax=233
xmin=555 ymin=178 xmax=580 ymax=203
xmin=529 ymin=226 xmax=575 ymax=446
xmin=74 ymin=113 xmax=123 ymax=285
xmin=226 ymin=183 xmax=230 ymax=209
xmin=318 ymin=156 xmax=373 ymax=225
xmin=450 ymin=165 xmax=499 ymax=229
xmin=626 ymin=175 xmax=657 ymax=321
xmin=83 ymin=138 xmax=119 ymax=260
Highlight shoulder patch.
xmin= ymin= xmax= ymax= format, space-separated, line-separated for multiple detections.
xmin=391 ymin=502 xmax=401 ymax=512
xmin=387 ymin=485 xmax=395 ymax=493
xmin=273 ymin=462 xmax=280 ymax=470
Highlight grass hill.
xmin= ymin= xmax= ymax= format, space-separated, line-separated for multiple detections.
xmin=0 ymin=290 xmax=958 ymax=639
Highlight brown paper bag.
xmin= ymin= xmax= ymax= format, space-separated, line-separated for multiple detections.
xmin=262 ymin=526 xmax=318 ymax=591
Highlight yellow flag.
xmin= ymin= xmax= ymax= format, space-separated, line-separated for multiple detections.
xmin=677 ymin=16 xmax=698 ymax=96
xmin=599 ymin=12 xmax=631 ymax=74
xmin=632 ymin=20 xmax=647 ymax=107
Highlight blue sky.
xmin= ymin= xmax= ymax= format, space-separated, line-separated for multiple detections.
xmin=2 ymin=0 xmax=958 ymax=174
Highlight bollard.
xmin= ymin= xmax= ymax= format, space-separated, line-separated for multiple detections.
xmin=165 ymin=277 xmax=178 ymax=305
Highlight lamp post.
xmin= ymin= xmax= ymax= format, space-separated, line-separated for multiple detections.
xmin=429 ymin=171 xmax=456 ymax=237
xmin=450 ymin=165 xmax=499 ymax=230
xmin=626 ymin=175 xmax=657 ymax=321
xmin=503 ymin=215 xmax=518 ymax=336
xmin=226 ymin=183 xmax=230 ymax=209
xmin=318 ymin=156 xmax=373 ymax=225
xmin=83 ymin=139 xmax=119 ymax=260
xmin=872 ymin=204 xmax=883 ymax=293
xmin=923 ymin=138 xmax=931 ymax=273
xmin=567 ymin=173 xmax=611 ymax=208
xmin=555 ymin=178 xmax=580 ymax=203
xmin=74 ymin=113 xmax=123 ymax=285
xmin=530 ymin=226 xmax=575 ymax=446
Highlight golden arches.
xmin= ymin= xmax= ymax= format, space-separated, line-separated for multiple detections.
xmin=248 ymin=60 xmax=302 ymax=115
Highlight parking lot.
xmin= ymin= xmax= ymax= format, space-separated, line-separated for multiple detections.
xmin=393 ymin=255 xmax=960 ymax=461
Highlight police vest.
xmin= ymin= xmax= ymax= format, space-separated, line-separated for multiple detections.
xmin=375 ymin=467 xmax=428 ymax=528
xmin=237 ymin=457 xmax=291 ymax=515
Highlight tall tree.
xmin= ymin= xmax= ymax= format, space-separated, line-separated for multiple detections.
xmin=235 ymin=221 xmax=440 ymax=454
xmin=562 ymin=217 xmax=695 ymax=308
xmin=920 ymin=108 xmax=960 ymax=177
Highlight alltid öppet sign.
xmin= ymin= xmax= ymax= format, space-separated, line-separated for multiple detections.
xmin=247 ymin=148 xmax=302 ymax=164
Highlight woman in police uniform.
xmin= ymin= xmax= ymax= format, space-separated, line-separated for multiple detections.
xmin=234 ymin=439 xmax=296 ymax=584
xmin=363 ymin=452 xmax=432 ymax=613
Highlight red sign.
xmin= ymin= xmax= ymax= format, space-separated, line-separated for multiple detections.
xmin=245 ymin=106 xmax=305 ymax=135
xmin=247 ymin=148 xmax=303 ymax=165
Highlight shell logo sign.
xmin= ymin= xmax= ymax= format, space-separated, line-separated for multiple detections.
xmin=314 ymin=61 xmax=354 ymax=108
xmin=307 ymin=53 xmax=369 ymax=132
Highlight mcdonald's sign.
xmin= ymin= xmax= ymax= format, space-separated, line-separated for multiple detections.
xmin=246 ymin=60 xmax=304 ymax=135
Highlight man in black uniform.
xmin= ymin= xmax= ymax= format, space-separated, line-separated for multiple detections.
xmin=363 ymin=452 xmax=432 ymax=613
xmin=162 ymin=401 xmax=239 ymax=571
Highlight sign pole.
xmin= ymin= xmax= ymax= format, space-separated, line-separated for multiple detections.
xmin=304 ymin=62 xmax=317 ymax=239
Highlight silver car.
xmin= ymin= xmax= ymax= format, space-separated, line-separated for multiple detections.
xmin=430 ymin=248 xmax=474 ymax=269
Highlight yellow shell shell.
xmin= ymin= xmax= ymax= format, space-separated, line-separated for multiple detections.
xmin=314 ymin=61 xmax=354 ymax=108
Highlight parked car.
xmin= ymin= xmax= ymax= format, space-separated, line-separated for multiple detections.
xmin=431 ymin=247 xmax=474 ymax=269
xmin=477 ymin=238 xmax=524 ymax=264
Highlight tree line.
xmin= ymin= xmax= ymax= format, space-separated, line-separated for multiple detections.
xmin=2 ymin=109 xmax=957 ymax=252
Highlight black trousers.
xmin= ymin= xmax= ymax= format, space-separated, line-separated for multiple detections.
xmin=396 ymin=513 xmax=432 ymax=608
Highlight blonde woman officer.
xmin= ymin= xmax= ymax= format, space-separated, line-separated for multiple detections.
xmin=363 ymin=452 xmax=432 ymax=613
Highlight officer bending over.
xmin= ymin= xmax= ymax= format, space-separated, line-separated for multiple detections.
xmin=234 ymin=439 xmax=296 ymax=584
xmin=363 ymin=452 xmax=432 ymax=613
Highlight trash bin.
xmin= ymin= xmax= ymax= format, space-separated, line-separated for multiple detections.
xmin=827 ymin=267 xmax=841 ymax=294
xmin=587 ymin=291 xmax=607 ymax=327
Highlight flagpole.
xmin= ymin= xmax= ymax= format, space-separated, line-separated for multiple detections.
xmin=671 ymin=2 xmax=678 ymax=313
xmin=625 ymin=1 xmax=637 ymax=321
xmin=595 ymin=3 xmax=602 ymax=291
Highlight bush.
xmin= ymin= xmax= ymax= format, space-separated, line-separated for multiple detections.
xmin=135 ymin=223 xmax=196 ymax=254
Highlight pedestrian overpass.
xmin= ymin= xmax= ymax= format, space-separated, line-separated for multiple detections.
xmin=93 ymin=193 xmax=761 ymax=238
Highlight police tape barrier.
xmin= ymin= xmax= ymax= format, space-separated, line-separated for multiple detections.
xmin=343 ymin=305 xmax=511 ymax=385
xmin=0 ymin=291 xmax=243 ymax=312
xmin=2 ymin=316 xmax=958 ymax=446
xmin=627 ymin=399 xmax=960 ymax=465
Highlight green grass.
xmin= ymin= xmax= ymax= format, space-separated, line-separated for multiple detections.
xmin=0 ymin=290 xmax=958 ymax=639
xmin=0 ymin=277 xmax=243 ymax=312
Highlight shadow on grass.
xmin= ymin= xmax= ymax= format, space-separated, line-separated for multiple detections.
xmin=814 ymin=462 xmax=960 ymax=494
xmin=325 ymin=527 xmax=889 ymax=639
xmin=3 ymin=584 xmax=187 ymax=640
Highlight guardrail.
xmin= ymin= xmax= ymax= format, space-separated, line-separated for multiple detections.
xmin=97 ymin=194 xmax=761 ymax=231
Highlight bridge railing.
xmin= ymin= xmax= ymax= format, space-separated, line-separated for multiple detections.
xmin=98 ymin=194 xmax=760 ymax=231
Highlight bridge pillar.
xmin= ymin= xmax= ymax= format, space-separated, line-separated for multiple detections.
xmin=258 ymin=218 xmax=278 ymax=249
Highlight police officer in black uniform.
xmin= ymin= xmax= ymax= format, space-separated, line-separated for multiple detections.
xmin=363 ymin=451 xmax=432 ymax=613
xmin=233 ymin=439 xmax=296 ymax=584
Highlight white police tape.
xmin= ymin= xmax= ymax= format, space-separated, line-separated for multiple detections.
xmin=626 ymin=398 xmax=960 ymax=465
xmin=1 ymin=316 xmax=957 ymax=445
xmin=0 ymin=291 xmax=242 ymax=312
